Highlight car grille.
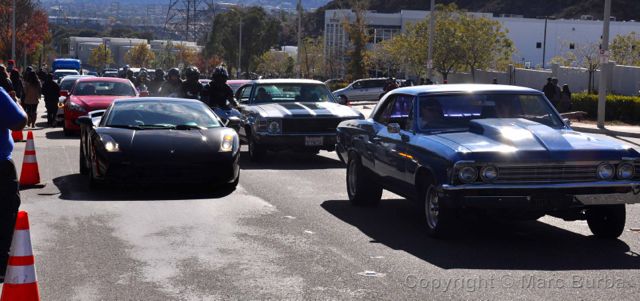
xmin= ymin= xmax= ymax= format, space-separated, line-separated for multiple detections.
xmin=494 ymin=164 xmax=599 ymax=183
xmin=282 ymin=118 xmax=343 ymax=134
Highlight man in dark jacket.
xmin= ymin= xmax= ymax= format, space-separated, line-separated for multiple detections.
xmin=0 ymin=86 xmax=27 ymax=283
xmin=42 ymin=74 xmax=61 ymax=126
xmin=181 ymin=66 xmax=203 ymax=100
xmin=542 ymin=77 xmax=556 ymax=102
xmin=148 ymin=69 xmax=165 ymax=96
xmin=158 ymin=68 xmax=183 ymax=97
xmin=206 ymin=66 xmax=237 ymax=108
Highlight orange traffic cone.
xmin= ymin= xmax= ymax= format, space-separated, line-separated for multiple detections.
xmin=19 ymin=131 xmax=40 ymax=187
xmin=11 ymin=130 xmax=23 ymax=142
xmin=1 ymin=211 xmax=41 ymax=301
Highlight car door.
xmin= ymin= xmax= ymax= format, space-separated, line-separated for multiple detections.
xmin=372 ymin=94 xmax=415 ymax=191
xmin=235 ymin=84 xmax=254 ymax=140
xmin=349 ymin=81 xmax=366 ymax=101
xmin=365 ymin=80 xmax=385 ymax=101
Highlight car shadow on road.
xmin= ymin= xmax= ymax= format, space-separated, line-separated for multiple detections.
xmin=239 ymin=150 xmax=345 ymax=170
xmin=321 ymin=199 xmax=640 ymax=271
xmin=52 ymin=174 xmax=235 ymax=201
xmin=45 ymin=130 xmax=78 ymax=140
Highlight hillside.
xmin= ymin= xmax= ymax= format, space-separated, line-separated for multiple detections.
xmin=320 ymin=0 xmax=640 ymax=20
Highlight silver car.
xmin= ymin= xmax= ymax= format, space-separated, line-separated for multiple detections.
xmin=332 ymin=78 xmax=387 ymax=104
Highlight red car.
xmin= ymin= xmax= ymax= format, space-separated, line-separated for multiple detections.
xmin=63 ymin=77 xmax=142 ymax=135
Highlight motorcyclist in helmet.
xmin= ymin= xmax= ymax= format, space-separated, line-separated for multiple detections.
xmin=158 ymin=68 xmax=183 ymax=97
xmin=148 ymin=69 xmax=165 ymax=96
xmin=206 ymin=66 xmax=237 ymax=108
xmin=135 ymin=70 xmax=150 ymax=92
xmin=126 ymin=69 xmax=137 ymax=85
xmin=120 ymin=65 xmax=130 ymax=78
xmin=181 ymin=66 xmax=203 ymax=100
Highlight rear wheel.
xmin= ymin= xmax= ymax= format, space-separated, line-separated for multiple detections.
xmin=63 ymin=122 xmax=71 ymax=136
xmin=586 ymin=205 xmax=625 ymax=239
xmin=346 ymin=154 xmax=382 ymax=206
xmin=423 ymin=181 xmax=455 ymax=238
xmin=339 ymin=95 xmax=348 ymax=105
xmin=248 ymin=134 xmax=266 ymax=162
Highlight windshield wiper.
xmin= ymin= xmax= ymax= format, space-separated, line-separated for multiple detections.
xmin=107 ymin=124 xmax=142 ymax=130
xmin=175 ymin=124 xmax=206 ymax=130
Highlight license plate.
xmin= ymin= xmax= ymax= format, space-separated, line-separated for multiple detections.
xmin=305 ymin=136 xmax=323 ymax=146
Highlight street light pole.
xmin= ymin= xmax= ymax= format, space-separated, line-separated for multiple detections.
xmin=297 ymin=0 xmax=302 ymax=78
xmin=597 ymin=0 xmax=612 ymax=129
xmin=238 ymin=13 xmax=242 ymax=79
xmin=12 ymin=0 xmax=16 ymax=61
xmin=427 ymin=0 xmax=435 ymax=82
xmin=542 ymin=17 xmax=548 ymax=69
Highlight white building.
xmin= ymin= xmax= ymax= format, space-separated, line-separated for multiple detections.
xmin=324 ymin=9 xmax=640 ymax=78
xmin=68 ymin=37 xmax=202 ymax=69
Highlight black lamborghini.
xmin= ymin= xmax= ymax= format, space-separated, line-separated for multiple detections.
xmin=77 ymin=98 xmax=240 ymax=189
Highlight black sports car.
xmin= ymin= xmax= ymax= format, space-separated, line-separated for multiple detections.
xmin=233 ymin=79 xmax=364 ymax=161
xmin=77 ymin=98 xmax=240 ymax=189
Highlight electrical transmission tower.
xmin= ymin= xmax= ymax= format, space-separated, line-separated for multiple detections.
xmin=164 ymin=0 xmax=216 ymax=42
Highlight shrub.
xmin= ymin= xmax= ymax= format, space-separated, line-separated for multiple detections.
xmin=571 ymin=93 xmax=640 ymax=124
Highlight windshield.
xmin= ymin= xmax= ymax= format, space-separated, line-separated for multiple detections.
xmin=253 ymin=83 xmax=335 ymax=104
xmin=74 ymin=81 xmax=136 ymax=96
xmin=105 ymin=101 xmax=222 ymax=129
xmin=418 ymin=93 xmax=563 ymax=131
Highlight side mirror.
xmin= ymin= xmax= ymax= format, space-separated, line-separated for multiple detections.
xmin=76 ymin=115 xmax=93 ymax=126
xmin=387 ymin=123 xmax=401 ymax=134
xmin=60 ymin=90 xmax=69 ymax=97
xmin=563 ymin=118 xmax=571 ymax=126
xmin=139 ymin=91 xmax=149 ymax=97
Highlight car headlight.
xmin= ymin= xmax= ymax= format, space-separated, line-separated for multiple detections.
xmin=220 ymin=132 xmax=236 ymax=152
xmin=480 ymin=165 xmax=498 ymax=182
xmin=67 ymin=101 xmax=86 ymax=113
xmin=458 ymin=166 xmax=478 ymax=184
xmin=617 ymin=163 xmax=634 ymax=180
xmin=268 ymin=120 xmax=281 ymax=134
xmin=597 ymin=163 xmax=615 ymax=180
xmin=99 ymin=134 xmax=120 ymax=152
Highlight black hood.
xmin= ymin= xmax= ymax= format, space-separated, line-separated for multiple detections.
xmin=253 ymin=102 xmax=361 ymax=118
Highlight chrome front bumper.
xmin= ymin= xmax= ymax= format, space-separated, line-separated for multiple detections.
xmin=441 ymin=181 xmax=640 ymax=191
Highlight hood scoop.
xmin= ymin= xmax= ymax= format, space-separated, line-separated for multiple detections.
xmin=468 ymin=118 xmax=573 ymax=151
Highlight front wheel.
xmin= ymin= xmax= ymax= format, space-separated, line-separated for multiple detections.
xmin=346 ymin=154 xmax=382 ymax=206
xmin=423 ymin=182 xmax=455 ymax=238
xmin=248 ymin=134 xmax=266 ymax=162
xmin=79 ymin=146 xmax=88 ymax=175
xmin=586 ymin=205 xmax=625 ymax=239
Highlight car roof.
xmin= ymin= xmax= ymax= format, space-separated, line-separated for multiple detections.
xmin=76 ymin=77 xmax=132 ymax=84
xmin=389 ymin=84 xmax=543 ymax=96
xmin=60 ymin=75 xmax=95 ymax=81
xmin=249 ymin=79 xmax=326 ymax=85
xmin=112 ymin=97 xmax=203 ymax=105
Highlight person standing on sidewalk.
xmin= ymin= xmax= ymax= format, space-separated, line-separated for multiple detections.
xmin=0 ymin=86 xmax=27 ymax=283
xmin=0 ymin=65 xmax=14 ymax=94
xmin=42 ymin=73 xmax=61 ymax=126
xmin=23 ymin=71 xmax=42 ymax=128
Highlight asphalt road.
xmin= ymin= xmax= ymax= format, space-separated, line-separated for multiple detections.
xmin=3 ymin=108 xmax=640 ymax=300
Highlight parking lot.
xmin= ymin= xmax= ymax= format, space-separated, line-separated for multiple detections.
xmin=2 ymin=105 xmax=640 ymax=300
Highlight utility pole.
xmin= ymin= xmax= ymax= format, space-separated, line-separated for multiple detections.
xmin=427 ymin=0 xmax=435 ymax=82
xmin=238 ymin=8 xmax=242 ymax=79
xmin=542 ymin=17 xmax=548 ymax=69
xmin=297 ymin=0 xmax=302 ymax=78
xmin=12 ymin=0 xmax=16 ymax=61
xmin=597 ymin=0 xmax=611 ymax=129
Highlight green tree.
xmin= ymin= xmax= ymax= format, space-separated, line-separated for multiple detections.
xmin=156 ymin=41 xmax=177 ymax=70
xmin=610 ymin=32 xmax=640 ymax=66
xmin=88 ymin=44 xmax=114 ymax=69
xmin=256 ymin=51 xmax=295 ymax=78
xmin=125 ymin=44 xmax=156 ymax=67
xmin=459 ymin=14 xmax=514 ymax=80
xmin=343 ymin=0 xmax=369 ymax=81
xmin=205 ymin=6 xmax=281 ymax=77
xmin=299 ymin=37 xmax=325 ymax=79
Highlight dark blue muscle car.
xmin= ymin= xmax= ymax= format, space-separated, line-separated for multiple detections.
xmin=336 ymin=84 xmax=640 ymax=238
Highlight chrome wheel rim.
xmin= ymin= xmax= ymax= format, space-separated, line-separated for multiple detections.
xmin=425 ymin=187 xmax=439 ymax=230
xmin=348 ymin=159 xmax=357 ymax=197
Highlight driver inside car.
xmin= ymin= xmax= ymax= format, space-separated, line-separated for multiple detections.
xmin=255 ymin=87 xmax=272 ymax=103
xmin=420 ymin=99 xmax=445 ymax=129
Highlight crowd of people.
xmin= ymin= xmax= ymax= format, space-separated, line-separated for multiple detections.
xmin=542 ymin=77 xmax=572 ymax=113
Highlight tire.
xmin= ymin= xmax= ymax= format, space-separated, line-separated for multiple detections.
xmin=221 ymin=174 xmax=240 ymax=192
xmin=586 ymin=205 xmax=626 ymax=239
xmin=63 ymin=123 xmax=71 ymax=136
xmin=346 ymin=154 xmax=382 ymax=206
xmin=87 ymin=157 xmax=104 ymax=190
xmin=79 ymin=146 xmax=88 ymax=175
xmin=248 ymin=134 xmax=266 ymax=162
xmin=423 ymin=181 xmax=455 ymax=238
